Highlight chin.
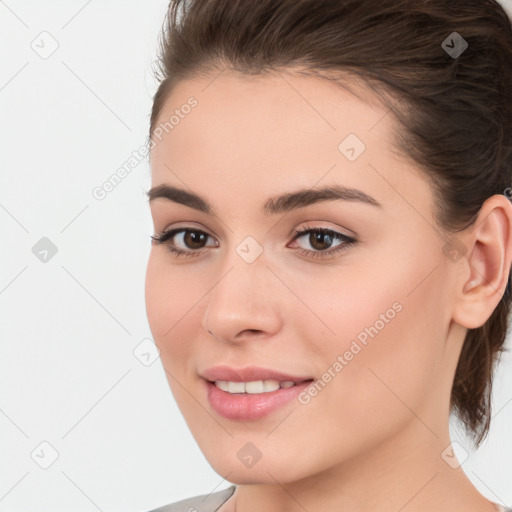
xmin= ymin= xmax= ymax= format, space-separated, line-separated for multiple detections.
xmin=200 ymin=443 xmax=318 ymax=485
xmin=210 ymin=463 xmax=299 ymax=485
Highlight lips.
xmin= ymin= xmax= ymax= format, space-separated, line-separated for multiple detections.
xmin=201 ymin=365 xmax=313 ymax=383
xmin=201 ymin=365 xmax=315 ymax=421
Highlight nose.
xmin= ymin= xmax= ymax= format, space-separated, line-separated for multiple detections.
xmin=201 ymin=258 xmax=283 ymax=344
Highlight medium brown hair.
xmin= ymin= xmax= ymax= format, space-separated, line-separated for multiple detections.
xmin=149 ymin=0 xmax=512 ymax=447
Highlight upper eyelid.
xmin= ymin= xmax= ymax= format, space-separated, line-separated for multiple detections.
xmin=159 ymin=221 xmax=353 ymax=237
xmin=161 ymin=225 xmax=353 ymax=246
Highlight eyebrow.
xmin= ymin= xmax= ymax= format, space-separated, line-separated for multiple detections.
xmin=146 ymin=183 xmax=382 ymax=215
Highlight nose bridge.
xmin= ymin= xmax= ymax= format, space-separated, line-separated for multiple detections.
xmin=201 ymin=247 xmax=283 ymax=342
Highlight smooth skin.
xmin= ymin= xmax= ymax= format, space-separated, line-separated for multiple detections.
xmin=145 ymin=68 xmax=512 ymax=512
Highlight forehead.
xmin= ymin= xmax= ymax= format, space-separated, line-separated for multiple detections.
xmin=149 ymin=69 xmax=434 ymax=219
xmin=151 ymin=69 xmax=387 ymax=161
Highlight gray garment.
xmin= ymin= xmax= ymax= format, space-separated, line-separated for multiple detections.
xmin=148 ymin=486 xmax=236 ymax=512
xmin=148 ymin=486 xmax=512 ymax=512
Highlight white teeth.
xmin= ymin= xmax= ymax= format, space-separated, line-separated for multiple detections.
xmin=245 ymin=381 xmax=264 ymax=394
xmin=215 ymin=380 xmax=230 ymax=392
xmin=263 ymin=380 xmax=281 ymax=392
xmin=214 ymin=379 xmax=296 ymax=394
xmin=228 ymin=381 xmax=245 ymax=394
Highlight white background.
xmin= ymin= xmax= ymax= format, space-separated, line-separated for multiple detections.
xmin=1 ymin=1 xmax=511 ymax=511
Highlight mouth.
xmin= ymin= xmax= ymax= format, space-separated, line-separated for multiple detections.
xmin=210 ymin=378 xmax=313 ymax=394
xmin=201 ymin=364 xmax=314 ymax=384
xmin=201 ymin=366 xmax=315 ymax=421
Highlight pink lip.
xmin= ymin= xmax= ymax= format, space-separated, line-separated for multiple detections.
xmin=204 ymin=379 xmax=313 ymax=421
xmin=201 ymin=365 xmax=314 ymax=421
xmin=201 ymin=365 xmax=312 ymax=383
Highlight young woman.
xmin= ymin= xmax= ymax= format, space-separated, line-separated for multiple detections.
xmin=144 ymin=0 xmax=512 ymax=510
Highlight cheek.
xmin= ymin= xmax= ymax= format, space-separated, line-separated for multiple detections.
xmin=253 ymin=299 xmax=436 ymax=481
xmin=145 ymin=253 xmax=194 ymax=371
xmin=300 ymin=241 xmax=445 ymax=398
xmin=145 ymin=253 xmax=173 ymax=338
xmin=145 ymin=252 xmax=201 ymax=339
xmin=145 ymin=252 xmax=208 ymax=383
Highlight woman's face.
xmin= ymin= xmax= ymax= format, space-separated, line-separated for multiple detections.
xmin=145 ymin=69 xmax=462 ymax=483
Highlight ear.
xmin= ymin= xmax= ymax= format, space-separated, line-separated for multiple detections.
xmin=452 ymin=194 xmax=512 ymax=329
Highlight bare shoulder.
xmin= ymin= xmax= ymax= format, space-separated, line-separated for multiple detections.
xmin=146 ymin=486 xmax=236 ymax=512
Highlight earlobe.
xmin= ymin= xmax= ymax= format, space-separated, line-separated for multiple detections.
xmin=452 ymin=194 xmax=512 ymax=329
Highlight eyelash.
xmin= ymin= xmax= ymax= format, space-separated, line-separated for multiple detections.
xmin=150 ymin=224 xmax=357 ymax=260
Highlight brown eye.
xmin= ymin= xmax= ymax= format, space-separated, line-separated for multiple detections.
xmin=150 ymin=227 xmax=218 ymax=258
xmin=183 ymin=230 xmax=209 ymax=249
xmin=308 ymin=231 xmax=335 ymax=251
xmin=289 ymin=226 xmax=357 ymax=260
